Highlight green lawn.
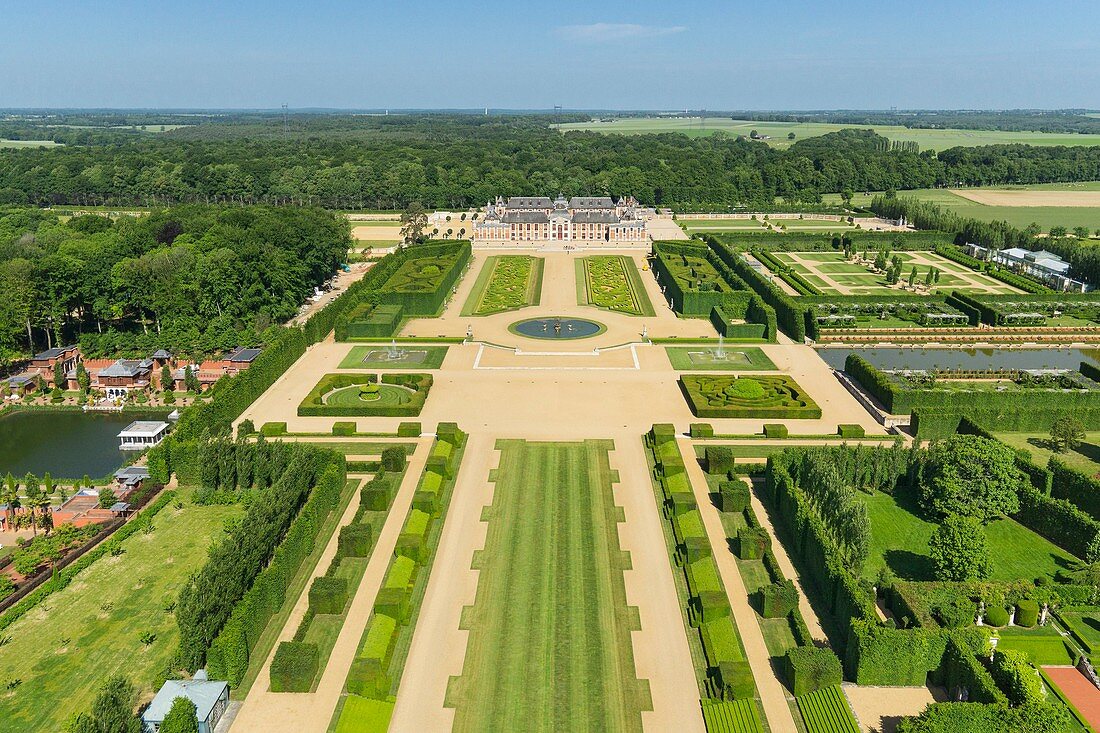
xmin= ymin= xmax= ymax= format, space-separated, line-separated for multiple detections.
xmin=859 ymin=490 xmax=1078 ymax=582
xmin=823 ymin=186 xmax=1100 ymax=233
xmin=796 ymin=685 xmax=860 ymax=733
xmin=995 ymin=432 xmax=1100 ymax=476
xmin=326 ymin=384 xmax=414 ymax=409
xmin=334 ymin=697 xmax=394 ymax=733
xmin=555 ymin=118 xmax=1100 ymax=152
xmin=994 ymin=627 xmax=1076 ymax=665
xmin=0 ymin=492 xmax=241 ymax=732
xmin=577 ymin=255 xmax=656 ymax=316
xmin=461 ymin=255 xmax=543 ymax=316
xmin=338 ymin=345 xmax=449 ymax=370
xmin=446 ymin=440 xmax=652 ymax=732
xmin=665 ymin=346 xmax=777 ymax=371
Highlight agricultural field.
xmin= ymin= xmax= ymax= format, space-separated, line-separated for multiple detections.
xmin=823 ymin=185 xmax=1100 ymax=233
xmin=461 ymin=255 xmax=543 ymax=316
xmin=338 ymin=345 xmax=449 ymax=370
xmin=768 ymin=250 xmax=1020 ymax=296
xmin=0 ymin=492 xmax=241 ymax=733
xmin=577 ymin=255 xmax=656 ymax=316
xmin=679 ymin=375 xmax=822 ymax=419
xmin=554 ymin=117 xmax=1100 ymax=151
xmin=0 ymin=139 xmax=63 ymax=148
xmin=665 ymin=346 xmax=777 ymax=371
xmin=446 ymin=440 xmax=652 ymax=732
xmin=858 ymin=490 xmax=1077 ymax=583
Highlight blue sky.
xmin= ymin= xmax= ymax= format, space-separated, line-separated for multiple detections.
xmin=3 ymin=0 xmax=1099 ymax=109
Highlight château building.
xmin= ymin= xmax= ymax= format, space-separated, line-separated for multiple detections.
xmin=473 ymin=195 xmax=649 ymax=243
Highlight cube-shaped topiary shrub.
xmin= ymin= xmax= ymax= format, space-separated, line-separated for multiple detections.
xmin=705 ymin=446 xmax=734 ymax=475
xmin=395 ymin=509 xmax=432 ymax=562
xmin=309 ymin=576 xmax=349 ymax=615
xmin=690 ymin=423 xmax=715 ymax=438
xmin=717 ymin=481 xmax=750 ymax=512
xmin=338 ymin=523 xmax=373 ymax=558
xmin=332 ymin=421 xmax=356 ymax=436
xmin=261 ymin=422 xmax=288 ymax=436
xmin=984 ymin=604 xmax=1009 ymax=627
xmin=1015 ymin=599 xmax=1039 ymax=627
xmin=397 ymin=421 xmax=422 ymax=437
xmin=737 ymin=526 xmax=769 ymax=560
xmin=696 ymin=589 xmax=732 ymax=623
xmin=361 ymin=477 xmax=394 ymax=511
xmin=346 ymin=614 xmax=397 ymax=699
xmin=784 ymin=646 xmax=842 ymax=696
xmin=270 ymin=641 xmax=319 ymax=692
xmin=435 ymin=422 xmax=462 ymax=444
xmin=837 ymin=423 xmax=866 ymax=438
xmin=716 ymin=660 xmax=756 ymax=700
xmin=763 ymin=423 xmax=788 ymax=438
xmin=381 ymin=446 xmax=406 ymax=472
xmin=651 ymin=424 xmax=677 ymax=444
xmin=373 ymin=587 xmax=410 ymax=623
xmin=660 ymin=451 xmax=686 ymax=477
xmin=760 ymin=579 xmax=798 ymax=619
xmin=683 ymin=535 xmax=713 ymax=562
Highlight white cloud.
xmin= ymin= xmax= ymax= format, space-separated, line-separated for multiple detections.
xmin=554 ymin=23 xmax=687 ymax=43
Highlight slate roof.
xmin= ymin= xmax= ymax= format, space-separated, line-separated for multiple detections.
xmin=143 ymin=676 xmax=228 ymax=724
xmin=32 ymin=345 xmax=77 ymax=361
xmin=151 ymin=349 xmax=172 ymax=360
xmin=505 ymin=196 xmax=553 ymax=209
xmin=571 ymin=211 xmax=619 ymax=224
xmin=502 ymin=211 xmax=550 ymax=224
xmin=569 ymin=196 xmax=615 ymax=209
xmin=98 ymin=359 xmax=150 ymax=379
xmin=226 ymin=347 xmax=261 ymax=363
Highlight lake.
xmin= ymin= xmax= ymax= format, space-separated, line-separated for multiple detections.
xmin=815 ymin=347 xmax=1100 ymax=372
xmin=0 ymin=409 xmax=170 ymax=479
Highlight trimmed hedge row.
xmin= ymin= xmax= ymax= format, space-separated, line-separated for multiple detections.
xmin=375 ymin=241 xmax=471 ymax=316
xmin=1049 ymin=456 xmax=1100 ymax=521
xmin=336 ymin=303 xmax=405 ymax=341
xmin=705 ymin=237 xmax=806 ymax=341
xmin=784 ymin=646 xmax=842 ymax=696
xmin=195 ymin=448 xmax=347 ymax=685
xmin=270 ymin=641 xmax=319 ymax=693
xmin=297 ymin=373 xmax=433 ymax=417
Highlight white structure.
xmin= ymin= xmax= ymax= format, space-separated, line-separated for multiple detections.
xmin=964 ymin=244 xmax=1089 ymax=292
xmin=473 ymin=195 xmax=650 ymax=243
xmin=118 ymin=420 xmax=170 ymax=450
xmin=142 ymin=670 xmax=229 ymax=733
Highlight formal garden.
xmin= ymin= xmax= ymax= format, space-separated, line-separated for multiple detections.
xmin=664 ymin=346 xmax=777 ymax=371
xmin=461 ymin=255 xmax=543 ymax=316
xmin=577 ymin=255 xmax=655 ymax=316
xmin=337 ymin=345 xmax=449 ymax=370
xmin=679 ymin=375 xmax=821 ymax=419
xmin=446 ymin=440 xmax=652 ymax=732
xmin=298 ymin=373 xmax=433 ymax=417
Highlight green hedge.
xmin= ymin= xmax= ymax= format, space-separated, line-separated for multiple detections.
xmin=761 ymin=579 xmax=799 ymax=619
xmin=261 ymin=422 xmax=288 ymax=436
xmin=837 ymin=424 xmax=865 ymax=438
xmin=1014 ymin=481 xmax=1099 ymax=561
xmin=737 ymin=526 xmax=769 ymax=560
xmin=717 ymin=481 xmax=750 ymax=513
xmin=705 ymin=237 xmax=806 ymax=341
xmin=338 ymin=523 xmax=373 ymax=558
xmin=336 ymin=304 xmax=405 ymax=340
xmin=990 ymin=649 xmax=1045 ymax=706
xmin=270 ymin=641 xmax=319 ymax=693
xmin=763 ymin=423 xmax=788 ymax=438
xmin=690 ymin=423 xmax=715 ymax=438
xmin=1049 ymin=457 xmax=1100 ymax=521
xmin=1015 ymin=599 xmax=1039 ymax=627
xmin=942 ymin=636 xmax=1006 ymax=705
xmin=784 ymin=646 xmax=842 ymax=696
xmin=346 ymin=613 xmax=398 ymax=699
xmin=397 ymin=422 xmax=421 ymax=437
xmin=309 ymin=576 xmax=348 ymax=615
xmin=715 ymin=660 xmax=756 ymax=700
xmin=332 ymin=421 xmax=356 ymax=436
xmin=395 ymin=509 xmax=433 ymax=562
xmin=360 ymin=476 xmax=394 ymax=511
xmin=895 ymin=701 xmax=1073 ymax=733
xmin=706 ymin=446 xmax=734 ymax=474
xmin=375 ymin=241 xmax=471 ymax=315
xmin=298 ymin=373 xmax=432 ymax=417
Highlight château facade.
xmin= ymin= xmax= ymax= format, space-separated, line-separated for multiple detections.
xmin=473 ymin=195 xmax=649 ymax=243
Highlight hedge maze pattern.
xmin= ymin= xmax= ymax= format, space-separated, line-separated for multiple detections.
xmin=462 ymin=255 xmax=543 ymax=316
xmin=579 ymin=255 xmax=656 ymax=316
xmin=446 ymin=440 xmax=652 ymax=732
xmin=679 ymin=375 xmax=822 ymax=419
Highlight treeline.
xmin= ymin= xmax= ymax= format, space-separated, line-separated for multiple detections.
xmin=871 ymin=195 xmax=1100 ymax=284
xmin=0 ymin=205 xmax=349 ymax=366
xmin=3 ymin=115 xmax=1100 ymax=209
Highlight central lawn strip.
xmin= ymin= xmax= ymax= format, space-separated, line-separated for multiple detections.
xmin=337 ymin=345 xmax=449 ymax=370
xmin=577 ymin=255 xmax=656 ymax=316
xmin=461 ymin=255 xmax=543 ymax=316
xmin=665 ymin=346 xmax=777 ymax=371
xmin=446 ymin=440 xmax=652 ymax=732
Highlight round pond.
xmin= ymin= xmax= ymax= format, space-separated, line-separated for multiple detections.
xmin=509 ymin=317 xmax=606 ymax=340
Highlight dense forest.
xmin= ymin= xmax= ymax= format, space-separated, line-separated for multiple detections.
xmin=0 ymin=205 xmax=349 ymax=366
xmin=3 ymin=116 xmax=1100 ymax=210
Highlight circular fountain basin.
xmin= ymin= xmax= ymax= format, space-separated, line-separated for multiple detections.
xmin=508 ymin=317 xmax=606 ymax=340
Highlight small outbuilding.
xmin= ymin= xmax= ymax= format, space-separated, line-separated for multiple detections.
xmin=118 ymin=421 xmax=170 ymax=450
xmin=142 ymin=670 xmax=229 ymax=733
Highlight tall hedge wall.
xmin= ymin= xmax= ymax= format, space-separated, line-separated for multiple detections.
xmin=705 ymin=237 xmax=806 ymax=340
